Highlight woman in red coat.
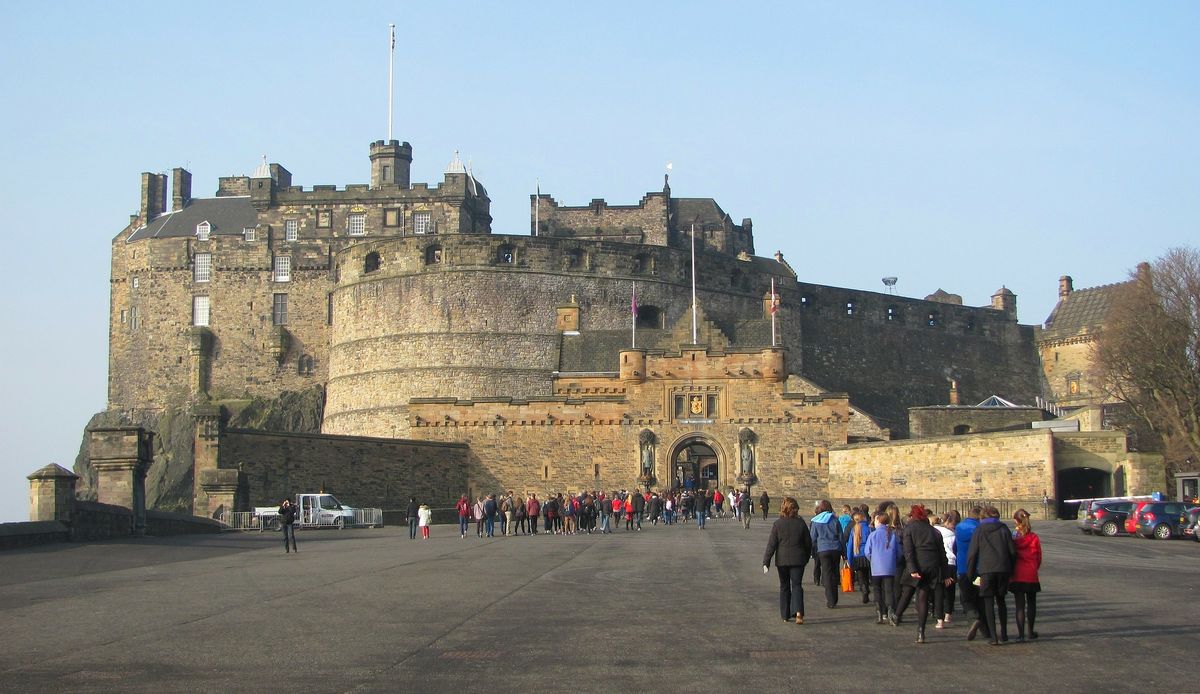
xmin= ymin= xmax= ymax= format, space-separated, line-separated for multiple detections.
xmin=1010 ymin=509 xmax=1043 ymax=641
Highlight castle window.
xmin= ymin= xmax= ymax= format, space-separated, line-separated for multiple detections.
xmin=384 ymin=209 xmax=401 ymax=227
xmin=132 ymin=277 xmax=139 ymax=289
xmin=129 ymin=306 xmax=140 ymax=330
xmin=298 ymin=354 xmax=315 ymax=376
xmin=347 ymin=213 xmax=366 ymax=236
xmin=634 ymin=253 xmax=653 ymax=274
xmin=120 ymin=309 xmax=127 ymax=324
xmin=285 ymin=219 xmax=299 ymax=241
xmin=564 ymin=249 xmax=583 ymax=269
xmin=316 ymin=210 xmax=332 ymax=229
xmin=845 ymin=301 xmax=855 ymax=316
xmin=965 ymin=316 xmax=976 ymax=332
xmin=926 ymin=310 xmax=939 ymax=327
xmin=413 ymin=211 xmax=432 ymax=235
xmin=272 ymin=293 xmax=288 ymax=325
xmin=195 ymin=221 xmax=211 ymax=240
xmin=636 ymin=305 xmax=661 ymax=329
xmin=382 ymin=165 xmax=391 ymax=183
xmin=364 ymin=251 xmax=381 ymax=273
xmin=274 ymin=255 xmax=291 ymax=282
xmin=243 ymin=227 xmax=256 ymax=242
xmin=425 ymin=245 xmax=443 ymax=265
xmin=194 ymin=253 xmax=211 ymax=283
xmin=497 ymin=244 xmax=515 ymax=264
xmin=800 ymin=295 xmax=812 ymax=309
xmin=886 ymin=305 xmax=899 ymax=321
xmin=192 ymin=295 xmax=210 ymax=327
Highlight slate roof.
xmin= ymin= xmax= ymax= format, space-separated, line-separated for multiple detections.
xmin=672 ymin=198 xmax=731 ymax=229
xmin=127 ymin=197 xmax=258 ymax=242
xmin=1041 ymin=281 xmax=1130 ymax=341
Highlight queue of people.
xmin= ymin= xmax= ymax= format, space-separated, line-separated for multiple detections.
xmin=764 ymin=498 xmax=1043 ymax=646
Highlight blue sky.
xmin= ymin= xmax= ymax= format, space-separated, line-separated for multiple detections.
xmin=0 ymin=2 xmax=1196 ymax=520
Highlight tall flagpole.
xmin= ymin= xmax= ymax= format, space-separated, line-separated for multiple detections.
xmin=631 ymin=281 xmax=637 ymax=348
xmin=534 ymin=179 xmax=540 ymax=236
xmin=770 ymin=277 xmax=777 ymax=347
xmin=690 ymin=223 xmax=698 ymax=344
xmin=387 ymin=24 xmax=396 ymax=141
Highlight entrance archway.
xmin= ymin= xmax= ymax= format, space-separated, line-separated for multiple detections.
xmin=1056 ymin=467 xmax=1111 ymax=518
xmin=669 ymin=436 xmax=725 ymax=491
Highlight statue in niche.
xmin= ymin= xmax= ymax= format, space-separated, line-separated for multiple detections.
xmin=737 ymin=428 xmax=757 ymax=486
xmin=740 ymin=441 xmax=754 ymax=475
xmin=638 ymin=429 xmax=655 ymax=474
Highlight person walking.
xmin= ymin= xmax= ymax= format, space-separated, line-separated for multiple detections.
xmin=632 ymin=490 xmax=646 ymax=531
xmin=810 ymin=500 xmax=842 ymax=609
xmin=456 ymin=494 xmax=471 ymax=539
xmin=406 ymin=496 xmax=419 ymax=540
xmin=696 ymin=490 xmax=709 ymax=529
xmin=483 ymin=494 xmax=498 ymax=538
xmin=865 ymin=511 xmax=902 ymax=625
xmin=1010 ymin=509 xmax=1043 ymax=641
xmin=843 ymin=509 xmax=872 ymax=604
xmin=933 ymin=511 xmax=958 ymax=629
xmin=966 ymin=506 xmax=1017 ymax=645
xmin=526 ymin=494 xmax=541 ymax=535
xmin=955 ymin=507 xmax=985 ymax=633
xmin=892 ymin=505 xmax=950 ymax=644
xmin=279 ymin=498 xmax=298 ymax=553
xmin=739 ymin=490 xmax=752 ymax=529
xmin=763 ymin=497 xmax=813 ymax=625
xmin=759 ymin=491 xmax=770 ymax=521
xmin=417 ymin=502 xmax=432 ymax=539
xmin=473 ymin=496 xmax=486 ymax=538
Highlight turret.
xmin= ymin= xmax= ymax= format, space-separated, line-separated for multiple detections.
xmin=991 ymin=286 xmax=1016 ymax=318
xmin=370 ymin=139 xmax=412 ymax=188
xmin=619 ymin=349 xmax=646 ymax=383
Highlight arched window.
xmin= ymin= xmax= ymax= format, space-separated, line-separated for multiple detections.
xmin=298 ymin=354 xmax=315 ymax=376
xmin=425 ymin=245 xmax=443 ymax=265
xmin=497 ymin=244 xmax=515 ymax=264
xmin=953 ymin=424 xmax=971 ymax=435
xmin=636 ymin=305 xmax=662 ymax=329
xmin=364 ymin=251 xmax=381 ymax=273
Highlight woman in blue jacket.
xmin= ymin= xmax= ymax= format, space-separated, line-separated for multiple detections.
xmin=865 ymin=511 xmax=903 ymax=624
xmin=810 ymin=500 xmax=843 ymax=609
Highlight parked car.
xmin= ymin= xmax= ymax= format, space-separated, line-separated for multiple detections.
xmin=1124 ymin=500 xmax=1156 ymax=535
xmin=1133 ymin=502 xmax=1192 ymax=539
xmin=1183 ymin=508 xmax=1200 ymax=542
xmin=1084 ymin=501 xmax=1135 ymax=537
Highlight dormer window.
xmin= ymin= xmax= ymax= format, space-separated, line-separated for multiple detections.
xmin=196 ymin=221 xmax=211 ymax=241
xmin=243 ymin=227 xmax=256 ymax=242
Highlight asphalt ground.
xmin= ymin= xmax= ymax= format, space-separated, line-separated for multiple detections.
xmin=0 ymin=515 xmax=1196 ymax=693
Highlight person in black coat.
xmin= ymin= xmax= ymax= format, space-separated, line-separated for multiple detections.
xmin=966 ymin=505 xmax=1017 ymax=645
xmin=763 ymin=497 xmax=814 ymax=624
xmin=892 ymin=505 xmax=950 ymax=643
xmin=406 ymin=497 xmax=419 ymax=540
xmin=279 ymin=498 xmax=298 ymax=553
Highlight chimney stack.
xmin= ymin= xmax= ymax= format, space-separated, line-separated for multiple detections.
xmin=172 ymin=168 xmax=192 ymax=212
xmin=949 ymin=380 xmax=960 ymax=406
xmin=1058 ymin=275 xmax=1073 ymax=299
xmin=139 ymin=172 xmax=167 ymax=222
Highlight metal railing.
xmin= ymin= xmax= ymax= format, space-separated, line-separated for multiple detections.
xmin=218 ymin=509 xmax=383 ymax=530
xmin=353 ymin=508 xmax=384 ymax=528
xmin=219 ymin=511 xmax=268 ymax=531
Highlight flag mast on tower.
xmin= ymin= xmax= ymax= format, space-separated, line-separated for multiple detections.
xmin=770 ymin=277 xmax=781 ymax=346
xmin=387 ymin=24 xmax=396 ymax=141
xmin=631 ymin=281 xmax=638 ymax=349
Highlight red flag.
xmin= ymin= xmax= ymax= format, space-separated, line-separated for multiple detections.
xmin=770 ymin=293 xmax=780 ymax=314
xmin=631 ymin=283 xmax=639 ymax=317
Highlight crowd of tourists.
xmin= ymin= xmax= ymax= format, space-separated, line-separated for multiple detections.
xmin=764 ymin=499 xmax=1042 ymax=645
xmin=434 ymin=488 xmax=772 ymax=539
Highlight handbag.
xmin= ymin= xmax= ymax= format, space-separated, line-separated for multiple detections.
xmin=839 ymin=563 xmax=854 ymax=593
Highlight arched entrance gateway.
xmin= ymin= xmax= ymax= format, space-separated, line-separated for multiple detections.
xmin=669 ymin=435 xmax=727 ymax=491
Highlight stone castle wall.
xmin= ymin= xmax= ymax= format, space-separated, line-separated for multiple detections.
xmin=828 ymin=430 xmax=1056 ymax=502
xmin=535 ymin=193 xmax=669 ymax=246
xmin=909 ymin=406 xmax=1051 ymax=437
xmin=217 ymin=429 xmax=469 ymax=510
xmin=794 ymin=281 xmax=1045 ymax=434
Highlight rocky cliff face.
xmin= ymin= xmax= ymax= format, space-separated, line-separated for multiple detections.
xmin=73 ymin=387 xmax=325 ymax=513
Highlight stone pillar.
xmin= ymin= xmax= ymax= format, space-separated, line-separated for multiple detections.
xmin=88 ymin=427 xmax=153 ymax=536
xmin=199 ymin=468 xmax=242 ymax=521
xmin=27 ymin=463 xmax=78 ymax=523
xmin=193 ymin=405 xmax=223 ymax=517
xmin=189 ymin=327 xmax=212 ymax=399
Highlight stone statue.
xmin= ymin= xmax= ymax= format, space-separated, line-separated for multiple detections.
xmin=740 ymin=441 xmax=753 ymax=474
xmin=638 ymin=429 xmax=656 ymax=475
xmin=641 ymin=445 xmax=653 ymax=473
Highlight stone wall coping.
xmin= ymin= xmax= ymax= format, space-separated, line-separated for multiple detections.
xmin=0 ymin=520 xmax=69 ymax=538
xmin=86 ymin=426 xmax=149 ymax=433
xmin=145 ymin=509 xmax=225 ymax=528
xmin=223 ymin=428 xmax=469 ymax=449
xmin=75 ymin=499 xmax=134 ymax=515
xmin=908 ymin=405 xmax=1047 ymax=412
xmin=831 ymin=428 xmax=1054 ymax=452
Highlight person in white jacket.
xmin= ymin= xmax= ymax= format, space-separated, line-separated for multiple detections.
xmin=418 ymin=503 xmax=432 ymax=540
xmin=933 ymin=511 xmax=958 ymax=629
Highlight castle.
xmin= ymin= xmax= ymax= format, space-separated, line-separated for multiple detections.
xmin=99 ymin=139 xmax=1162 ymax=517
